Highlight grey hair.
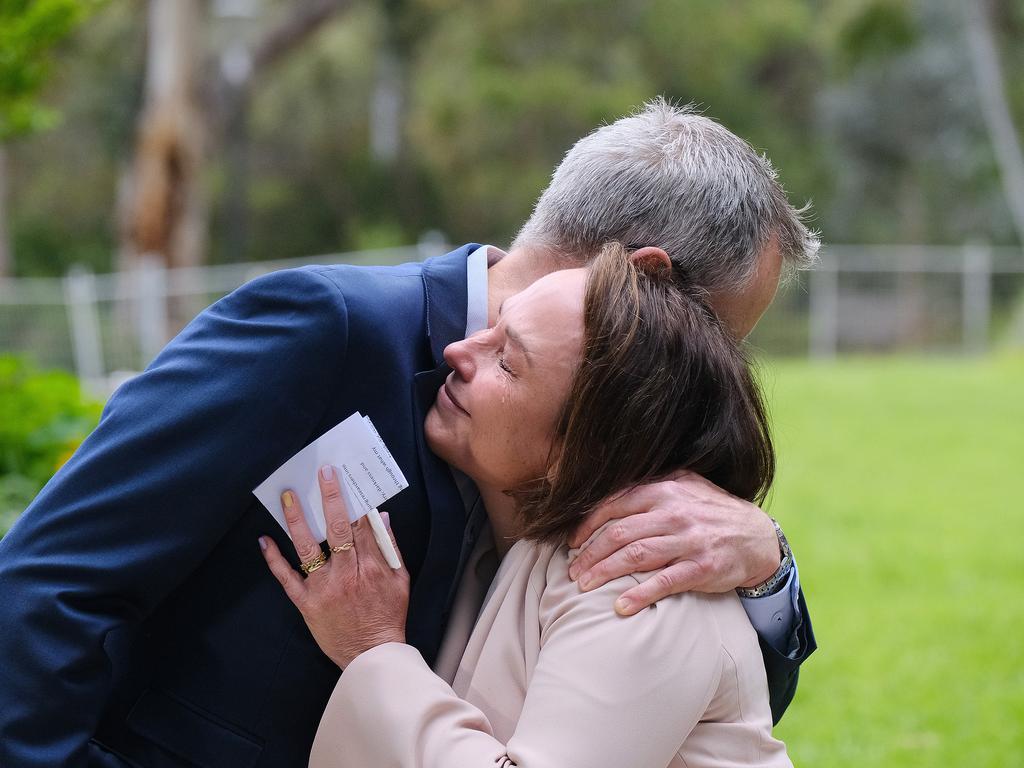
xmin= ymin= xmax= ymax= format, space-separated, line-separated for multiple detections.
xmin=513 ymin=98 xmax=820 ymax=291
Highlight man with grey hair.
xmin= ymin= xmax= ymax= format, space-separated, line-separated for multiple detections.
xmin=514 ymin=97 xmax=818 ymax=334
xmin=0 ymin=99 xmax=815 ymax=768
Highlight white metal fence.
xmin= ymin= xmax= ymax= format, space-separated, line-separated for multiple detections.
xmin=1 ymin=243 xmax=1022 ymax=396
xmin=0 ymin=243 xmax=444 ymax=396
xmin=748 ymin=244 xmax=1024 ymax=358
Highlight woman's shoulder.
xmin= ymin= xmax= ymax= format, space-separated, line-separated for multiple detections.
xmin=502 ymin=536 xmax=744 ymax=651
xmin=497 ymin=537 xmax=781 ymax=761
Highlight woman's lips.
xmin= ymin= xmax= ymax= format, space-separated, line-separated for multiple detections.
xmin=441 ymin=380 xmax=470 ymax=416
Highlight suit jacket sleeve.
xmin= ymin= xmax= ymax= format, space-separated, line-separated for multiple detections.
xmin=763 ymin=586 xmax=817 ymax=725
xmin=310 ymin=581 xmax=728 ymax=768
xmin=0 ymin=268 xmax=349 ymax=768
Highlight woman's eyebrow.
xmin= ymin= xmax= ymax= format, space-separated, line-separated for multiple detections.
xmin=496 ymin=298 xmax=531 ymax=364
xmin=503 ymin=320 xmax=532 ymax=365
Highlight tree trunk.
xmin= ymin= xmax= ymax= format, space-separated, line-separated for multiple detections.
xmin=965 ymin=0 xmax=1024 ymax=247
xmin=122 ymin=0 xmax=205 ymax=275
xmin=118 ymin=0 xmax=207 ymax=335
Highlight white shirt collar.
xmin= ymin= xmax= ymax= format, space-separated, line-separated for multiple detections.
xmin=465 ymin=245 xmax=492 ymax=337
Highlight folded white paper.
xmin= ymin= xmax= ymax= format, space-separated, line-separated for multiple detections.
xmin=253 ymin=413 xmax=409 ymax=543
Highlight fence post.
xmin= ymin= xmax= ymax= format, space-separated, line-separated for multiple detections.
xmin=136 ymin=254 xmax=169 ymax=366
xmin=962 ymin=243 xmax=991 ymax=354
xmin=809 ymin=260 xmax=839 ymax=359
xmin=64 ymin=265 xmax=105 ymax=388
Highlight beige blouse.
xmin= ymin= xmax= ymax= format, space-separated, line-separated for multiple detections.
xmin=309 ymin=529 xmax=792 ymax=768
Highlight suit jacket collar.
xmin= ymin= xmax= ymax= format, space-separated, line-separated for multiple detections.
xmin=421 ymin=243 xmax=481 ymax=367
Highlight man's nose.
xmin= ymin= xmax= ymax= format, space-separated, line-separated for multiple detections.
xmin=443 ymin=337 xmax=477 ymax=381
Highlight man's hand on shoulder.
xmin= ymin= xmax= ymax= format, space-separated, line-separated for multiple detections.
xmin=567 ymin=469 xmax=780 ymax=616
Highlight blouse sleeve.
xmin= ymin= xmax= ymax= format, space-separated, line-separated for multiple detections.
xmin=308 ymin=562 xmax=727 ymax=768
xmin=505 ymin=564 xmax=724 ymax=767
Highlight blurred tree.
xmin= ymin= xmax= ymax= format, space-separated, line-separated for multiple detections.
xmin=0 ymin=0 xmax=98 ymax=275
xmin=212 ymin=0 xmax=356 ymax=262
xmin=240 ymin=5 xmax=395 ymax=260
xmin=6 ymin=0 xmax=1024 ymax=277
xmin=818 ymin=0 xmax=1022 ymax=244
xmin=237 ymin=1 xmax=443 ymax=261
xmin=406 ymin=0 xmax=655 ymax=245
xmin=119 ymin=0 xmax=205 ymax=276
xmin=638 ymin=0 xmax=825 ymax=208
xmin=0 ymin=0 xmax=92 ymax=139
xmin=120 ymin=0 xmax=356 ymax=278
xmin=7 ymin=0 xmax=143 ymax=277
xmin=965 ymin=0 xmax=1024 ymax=246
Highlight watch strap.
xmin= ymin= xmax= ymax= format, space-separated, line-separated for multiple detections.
xmin=736 ymin=518 xmax=793 ymax=599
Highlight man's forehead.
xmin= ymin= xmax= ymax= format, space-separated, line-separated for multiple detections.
xmin=514 ymin=267 xmax=586 ymax=304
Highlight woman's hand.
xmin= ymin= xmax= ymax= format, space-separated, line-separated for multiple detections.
xmin=259 ymin=464 xmax=410 ymax=669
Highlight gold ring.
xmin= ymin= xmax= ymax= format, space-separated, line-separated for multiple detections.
xmin=330 ymin=542 xmax=355 ymax=553
xmin=299 ymin=552 xmax=328 ymax=575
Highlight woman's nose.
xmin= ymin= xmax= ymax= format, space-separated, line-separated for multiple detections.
xmin=443 ymin=337 xmax=477 ymax=381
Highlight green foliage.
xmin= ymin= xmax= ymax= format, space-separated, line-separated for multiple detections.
xmin=0 ymin=0 xmax=101 ymax=140
xmin=764 ymin=355 xmax=1024 ymax=766
xmin=5 ymin=0 xmax=143 ymax=276
xmin=239 ymin=6 xmax=419 ymax=262
xmin=835 ymin=0 xmax=917 ymax=74
xmin=12 ymin=213 xmax=112 ymax=275
xmin=5 ymin=0 xmax=1024 ymax=273
xmin=0 ymin=355 xmax=101 ymax=533
xmin=407 ymin=0 xmax=655 ymax=245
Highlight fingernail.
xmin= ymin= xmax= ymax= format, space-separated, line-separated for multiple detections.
xmin=258 ymin=536 xmax=268 ymax=552
xmin=615 ymin=597 xmax=632 ymax=615
xmin=380 ymin=511 xmax=391 ymax=528
xmin=568 ymin=563 xmax=579 ymax=581
xmin=320 ymin=464 xmax=334 ymax=481
xmin=578 ymin=574 xmax=592 ymax=591
xmin=281 ymin=491 xmax=294 ymax=509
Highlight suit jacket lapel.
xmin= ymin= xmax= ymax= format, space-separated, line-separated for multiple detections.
xmin=405 ymin=244 xmax=480 ymax=664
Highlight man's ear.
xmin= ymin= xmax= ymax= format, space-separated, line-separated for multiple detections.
xmin=628 ymin=247 xmax=672 ymax=275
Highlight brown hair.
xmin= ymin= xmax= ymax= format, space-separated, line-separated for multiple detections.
xmin=514 ymin=242 xmax=775 ymax=543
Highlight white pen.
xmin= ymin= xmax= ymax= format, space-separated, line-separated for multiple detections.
xmin=367 ymin=508 xmax=402 ymax=569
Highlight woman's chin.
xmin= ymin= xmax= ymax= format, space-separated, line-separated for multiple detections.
xmin=424 ymin=410 xmax=461 ymax=469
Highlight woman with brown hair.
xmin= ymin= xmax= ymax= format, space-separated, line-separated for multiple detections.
xmin=261 ymin=242 xmax=792 ymax=767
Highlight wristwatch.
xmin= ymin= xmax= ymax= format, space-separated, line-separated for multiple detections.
xmin=736 ymin=518 xmax=793 ymax=599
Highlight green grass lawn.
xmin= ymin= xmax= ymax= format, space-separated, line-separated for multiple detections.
xmin=761 ymin=354 xmax=1024 ymax=767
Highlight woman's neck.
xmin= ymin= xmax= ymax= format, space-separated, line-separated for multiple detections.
xmin=476 ymin=482 xmax=523 ymax=558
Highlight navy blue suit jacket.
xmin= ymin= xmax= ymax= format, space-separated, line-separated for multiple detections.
xmin=0 ymin=246 xmax=479 ymax=767
xmin=0 ymin=245 xmax=813 ymax=767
